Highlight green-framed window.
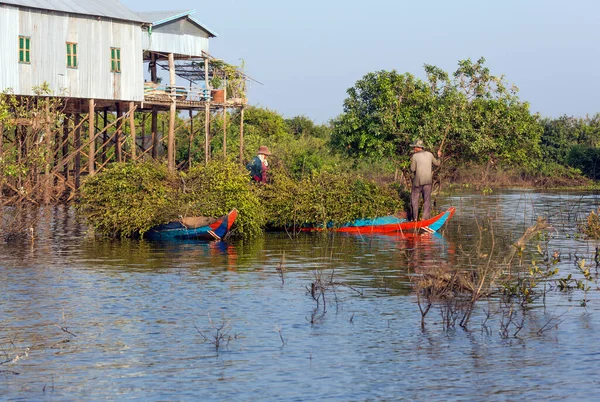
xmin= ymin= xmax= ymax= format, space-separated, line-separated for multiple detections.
xmin=19 ymin=36 xmax=30 ymax=63
xmin=110 ymin=47 xmax=121 ymax=73
xmin=66 ymin=42 xmax=78 ymax=68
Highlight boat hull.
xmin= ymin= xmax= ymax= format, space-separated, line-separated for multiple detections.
xmin=144 ymin=209 xmax=238 ymax=241
xmin=303 ymin=207 xmax=455 ymax=234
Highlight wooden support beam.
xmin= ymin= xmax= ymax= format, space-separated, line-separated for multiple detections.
xmin=43 ymin=103 xmax=52 ymax=204
xmin=74 ymin=113 xmax=81 ymax=189
xmin=188 ymin=109 xmax=194 ymax=168
xmin=223 ymin=78 xmax=227 ymax=158
xmin=167 ymin=53 xmax=176 ymax=172
xmin=62 ymin=115 xmax=70 ymax=180
xmin=204 ymin=56 xmax=210 ymax=164
xmin=0 ymin=122 xmax=3 ymax=158
xmin=205 ymin=103 xmax=210 ymax=164
xmin=239 ymin=107 xmax=245 ymax=166
xmin=141 ymin=113 xmax=147 ymax=156
xmin=129 ymin=101 xmax=136 ymax=161
xmin=102 ymin=108 xmax=109 ymax=163
xmin=223 ymin=107 xmax=227 ymax=158
xmin=151 ymin=107 xmax=158 ymax=159
xmin=88 ymin=99 xmax=96 ymax=176
xmin=115 ymin=103 xmax=122 ymax=162
xmin=151 ymin=52 xmax=158 ymax=83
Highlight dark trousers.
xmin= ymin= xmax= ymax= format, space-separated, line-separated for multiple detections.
xmin=410 ymin=184 xmax=432 ymax=221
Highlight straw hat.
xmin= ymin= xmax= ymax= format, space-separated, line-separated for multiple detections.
xmin=258 ymin=145 xmax=272 ymax=155
xmin=409 ymin=139 xmax=425 ymax=149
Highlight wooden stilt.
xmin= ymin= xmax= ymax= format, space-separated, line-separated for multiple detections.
xmin=141 ymin=113 xmax=147 ymax=156
xmin=205 ymin=103 xmax=210 ymax=164
xmin=88 ymin=99 xmax=95 ymax=176
xmin=167 ymin=53 xmax=176 ymax=172
xmin=151 ymin=107 xmax=158 ymax=159
xmin=74 ymin=113 xmax=81 ymax=189
xmin=150 ymin=52 xmax=158 ymax=83
xmin=129 ymin=101 xmax=136 ymax=161
xmin=239 ymin=107 xmax=245 ymax=166
xmin=204 ymin=56 xmax=210 ymax=164
xmin=102 ymin=108 xmax=108 ymax=163
xmin=0 ymin=122 xmax=3 ymax=158
xmin=188 ymin=109 xmax=194 ymax=168
xmin=115 ymin=103 xmax=122 ymax=162
xmin=223 ymin=78 xmax=227 ymax=158
xmin=63 ymin=115 xmax=70 ymax=180
xmin=43 ymin=103 xmax=52 ymax=204
xmin=223 ymin=107 xmax=227 ymax=158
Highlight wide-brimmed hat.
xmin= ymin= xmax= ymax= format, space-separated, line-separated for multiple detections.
xmin=258 ymin=145 xmax=272 ymax=155
xmin=409 ymin=139 xmax=425 ymax=149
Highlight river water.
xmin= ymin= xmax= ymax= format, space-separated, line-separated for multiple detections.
xmin=2 ymin=190 xmax=600 ymax=401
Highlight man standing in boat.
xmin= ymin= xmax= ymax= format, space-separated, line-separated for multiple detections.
xmin=409 ymin=139 xmax=441 ymax=221
xmin=246 ymin=145 xmax=271 ymax=183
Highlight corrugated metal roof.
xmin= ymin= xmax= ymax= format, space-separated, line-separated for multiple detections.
xmin=0 ymin=0 xmax=148 ymax=23
xmin=137 ymin=9 xmax=217 ymax=37
xmin=136 ymin=10 xmax=187 ymax=24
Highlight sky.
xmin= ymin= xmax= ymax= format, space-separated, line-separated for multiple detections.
xmin=121 ymin=0 xmax=600 ymax=124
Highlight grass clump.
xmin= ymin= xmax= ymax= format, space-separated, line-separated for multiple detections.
xmin=582 ymin=209 xmax=600 ymax=239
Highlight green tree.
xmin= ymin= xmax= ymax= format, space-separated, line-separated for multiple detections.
xmin=331 ymin=71 xmax=433 ymax=158
xmin=332 ymin=58 xmax=543 ymax=169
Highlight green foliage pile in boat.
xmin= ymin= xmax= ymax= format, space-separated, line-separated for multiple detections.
xmin=77 ymin=161 xmax=265 ymax=239
xmin=180 ymin=160 xmax=265 ymax=238
xmin=76 ymin=162 xmax=178 ymax=238
xmin=254 ymin=166 xmax=404 ymax=230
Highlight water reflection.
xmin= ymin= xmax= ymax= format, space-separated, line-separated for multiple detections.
xmin=2 ymin=192 xmax=600 ymax=400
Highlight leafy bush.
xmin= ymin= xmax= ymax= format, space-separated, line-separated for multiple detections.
xmin=77 ymin=162 xmax=178 ymax=238
xmin=567 ymin=145 xmax=600 ymax=180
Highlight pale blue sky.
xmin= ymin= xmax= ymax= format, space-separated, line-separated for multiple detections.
xmin=122 ymin=0 xmax=600 ymax=123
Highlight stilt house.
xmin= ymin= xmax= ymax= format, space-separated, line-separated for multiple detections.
xmin=0 ymin=0 xmax=247 ymax=204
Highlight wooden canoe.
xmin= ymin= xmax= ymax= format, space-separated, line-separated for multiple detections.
xmin=302 ymin=207 xmax=455 ymax=234
xmin=144 ymin=209 xmax=238 ymax=241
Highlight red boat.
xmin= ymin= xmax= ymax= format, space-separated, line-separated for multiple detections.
xmin=302 ymin=207 xmax=455 ymax=234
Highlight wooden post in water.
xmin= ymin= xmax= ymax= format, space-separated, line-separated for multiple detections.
xmin=239 ymin=107 xmax=244 ymax=166
xmin=167 ymin=53 xmax=176 ymax=172
xmin=129 ymin=101 xmax=136 ymax=161
xmin=74 ymin=113 xmax=81 ymax=189
xmin=88 ymin=99 xmax=95 ymax=176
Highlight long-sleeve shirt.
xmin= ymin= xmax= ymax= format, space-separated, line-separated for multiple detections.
xmin=410 ymin=150 xmax=440 ymax=187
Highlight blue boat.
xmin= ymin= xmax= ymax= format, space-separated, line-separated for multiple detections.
xmin=144 ymin=209 xmax=238 ymax=241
